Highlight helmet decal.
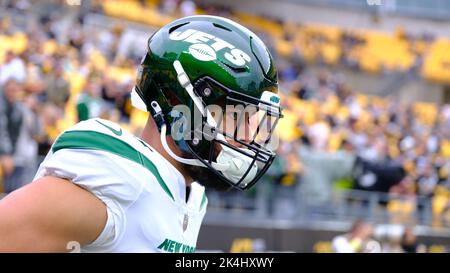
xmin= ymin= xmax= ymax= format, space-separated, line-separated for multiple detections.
xmin=188 ymin=44 xmax=217 ymax=61
xmin=169 ymin=28 xmax=251 ymax=66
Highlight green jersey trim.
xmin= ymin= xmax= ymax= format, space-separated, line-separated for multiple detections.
xmin=52 ymin=130 xmax=175 ymax=201
xmin=200 ymin=192 xmax=207 ymax=211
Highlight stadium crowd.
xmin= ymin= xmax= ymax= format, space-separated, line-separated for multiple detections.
xmin=0 ymin=0 xmax=449 ymax=230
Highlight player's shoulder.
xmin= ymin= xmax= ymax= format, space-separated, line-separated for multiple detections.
xmin=51 ymin=118 xmax=170 ymax=187
xmin=54 ymin=118 xmax=152 ymax=157
xmin=55 ymin=117 xmax=166 ymax=165
xmin=64 ymin=118 xmax=127 ymax=137
xmin=38 ymin=118 xmax=163 ymax=202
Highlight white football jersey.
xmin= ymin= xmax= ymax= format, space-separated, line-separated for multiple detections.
xmin=33 ymin=118 xmax=208 ymax=253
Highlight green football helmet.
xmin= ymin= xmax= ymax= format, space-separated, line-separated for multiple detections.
xmin=131 ymin=15 xmax=282 ymax=190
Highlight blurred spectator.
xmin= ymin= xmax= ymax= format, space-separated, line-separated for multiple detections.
xmin=76 ymin=78 xmax=105 ymax=121
xmin=332 ymin=219 xmax=381 ymax=253
xmin=0 ymin=80 xmax=24 ymax=161
xmin=374 ymin=224 xmax=407 ymax=252
xmin=3 ymin=0 xmax=30 ymax=12
xmin=96 ymin=24 xmax=122 ymax=62
xmin=308 ymin=119 xmax=331 ymax=150
xmin=352 ymin=156 xmax=406 ymax=194
xmin=0 ymin=79 xmax=40 ymax=193
xmin=0 ymin=51 xmax=27 ymax=85
xmin=44 ymin=63 xmax=70 ymax=109
xmin=400 ymin=227 xmax=426 ymax=253
xmin=180 ymin=0 xmax=196 ymax=17
xmin=297 ymin=136 xmax=356 ymax=205
xmin=159 ymin=0 xmax=179 ymax=16
xmin=36 ymin=103 xmax=62 ymax=162
xmin=291 ymin=80 xmax=311 ymax=100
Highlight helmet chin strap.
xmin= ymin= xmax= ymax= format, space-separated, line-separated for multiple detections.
xmin=159 ymin=122 xmax=229 ymax=171
xmin=148 ymin=60 xmax=259 ymax=185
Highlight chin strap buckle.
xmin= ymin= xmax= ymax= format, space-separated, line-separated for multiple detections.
xmin=150 ymin=101 xmax=166 ymax=129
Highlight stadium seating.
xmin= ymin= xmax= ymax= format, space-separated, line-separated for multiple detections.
xmin=422 ymin=38 xmax=450 ymax=84
xmin=1 ymin=0 xmax=448 ymax=229
xmin=99 ymin=0 xmax=448 ymax=83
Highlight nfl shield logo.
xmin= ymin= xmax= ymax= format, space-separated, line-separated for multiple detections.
xmin=183 ymin=214 xmax=189 ymax=232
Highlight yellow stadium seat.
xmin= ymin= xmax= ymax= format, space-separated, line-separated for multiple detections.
xmin=413 ymin=102 xmax=438 ymax=127
xmin=89 ymin=50 xmax=107 ymax=71
xmin=145 ymin=0 xmax=159 ymax=8
xmin=66 ymin=72 xmax=86 ymax=96
xmin=387 ymin=199 xmax=416 ymax=224
xmin=233 ymin=12 xmax=283 ymax=38
xmin=107 ymin=67 xmax=135 ymax=83
xmin=321 ymin=43 xmax=341 ymax=65
xmin=422 ymin=38 xmax=450 ymax=84
xmin=321 ymin=95 xmax=339 ymax=115
xmin=0 ymin=33 xmax=28 ymax=56
xmin=277 ymin=110 xmax=301 ymax=142
xmin=328 ymin=132 xmax=342 ymax=152
xmin=432 ymin=194 xmax=449 ymax=216
xmin=352 ymin=30 xmax=415 ymax=73
xmin=275 ymin=38 xmax=294 ymax=58
xmin=303 ymin=23 xmax=342 ymax=42
xmin=441 ymin=139 xmax=450 ymax=157
xmin=103 ymin=0 xmax=175 ymax=28
xmin=43 ymin=40 xmax=58 ymax=55
xmin=130 ymin=108 xmax=150 ymax=129
xmin=103 ymin=1 xmax=127 ymax=18
xmin=9 ymin=32 xmax=28 ymax=54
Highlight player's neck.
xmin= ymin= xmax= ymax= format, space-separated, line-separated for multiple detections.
xmin=140 ymin=117 xmax=194 ymax=187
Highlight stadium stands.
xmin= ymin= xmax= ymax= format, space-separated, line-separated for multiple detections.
xmin=0 ymin=0 xmax=449 ymax=232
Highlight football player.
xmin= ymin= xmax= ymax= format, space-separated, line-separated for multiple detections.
xmin=0 ymin=15 xmax=282 ymax=252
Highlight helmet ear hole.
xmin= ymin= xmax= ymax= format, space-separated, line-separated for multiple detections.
xmin=202 ymin=88 xmax=211 ymax=97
